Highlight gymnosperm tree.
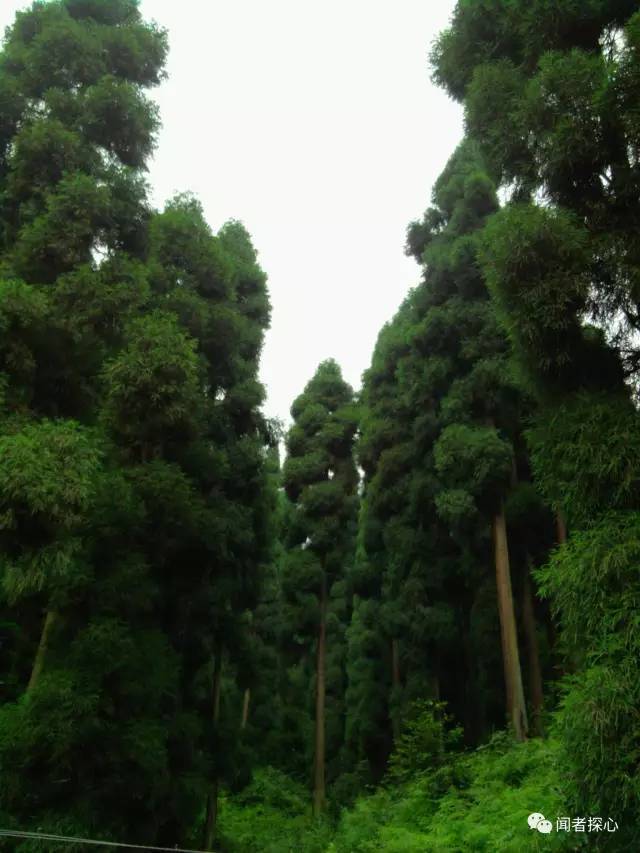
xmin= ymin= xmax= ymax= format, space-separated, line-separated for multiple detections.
xmin=282 ymin=360 xmax=359 ymax=816
xmin=400 ymin=141 xmax=539 ymax=743
xmin=432 ymin=0 xmax=640 ymax=379
xmin=345 ymin=301 xmax=416 ymax=781
xmin=142 ymin=196 xmax=273 ymax=850
xmin=347 ymin=142 xmax=550 ymax=761
xmin=479 ymin=201 xmax=639 ymax=844
xmin=433 ymin=3 xmax=640 ymax=842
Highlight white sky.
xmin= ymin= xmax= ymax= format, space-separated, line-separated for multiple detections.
xmin=1 ymin=1 xmax=462 ymax=424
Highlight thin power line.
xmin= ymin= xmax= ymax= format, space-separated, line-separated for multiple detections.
xmin=0 ymin=829 xmax=211 ymax=852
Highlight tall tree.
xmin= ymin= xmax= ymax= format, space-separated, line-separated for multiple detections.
xmin=282 ymin=360 xmax=358 ymax=816
xmin=432 ymin=4 xmax=640 ymax=842
xmin=0 ymin=4 xmax=274 ymax=848
xmin=432 ymin=0 xmax=640 ymax=382
xmin=351 ymin=141 xmax=550 ymax=757
xmin=407 ymin=141 xmax=532 ymax=741
xmin=346 ymin=302 xmax=416 ymax=781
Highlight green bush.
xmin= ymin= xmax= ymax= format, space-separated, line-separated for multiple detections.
xmin=387 ymin=699 xmax=463 ymax=785
xmin=333 ymin=734 xmax=575 ymax=852
xmin=216 ymin=767 xmax=332 ymax=853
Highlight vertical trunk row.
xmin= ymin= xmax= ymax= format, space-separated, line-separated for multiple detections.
xmin=492 ymin=506 xmax=528 ymax=741
xmin=461 ymin=614 xmax=483 ymax=744
xmin=545 ymin=509 xmax=568 ymax=670
xmin=203 ymin=650 xmax=223 ymax=851
xmin=312 ymin=574 xmax=327 ymax=818
xmin=390 ymin=637 xmax=401 ymax=740
xmin=241 ymin=688 xmax=250 ymax=730
xmin=556 ymin=509 xmax=568 ymax=545
xmin=521 ymin=562 xmax=544 ymax=736
xmin=27 ymin=609 xmax=58 ymax=693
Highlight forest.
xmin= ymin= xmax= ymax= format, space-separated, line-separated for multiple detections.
xmin=0 ymin=0 xmax=639 ymax=851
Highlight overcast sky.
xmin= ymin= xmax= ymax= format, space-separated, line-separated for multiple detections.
xmin=1 ymin=0 xmax=462 ymax=424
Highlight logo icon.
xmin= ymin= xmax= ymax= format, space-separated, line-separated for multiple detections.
xmin=528 ymin=813 xmax=553 ymax=834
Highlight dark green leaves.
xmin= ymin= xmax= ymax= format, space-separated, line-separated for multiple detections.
xmin=102 ymin=311 xmax=201 ymax=454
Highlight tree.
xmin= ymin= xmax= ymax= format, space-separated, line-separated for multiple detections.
xmin=352 ymin=141 xmax=550 ymax=756
xmin=143 ymin=197 xmax=273 ymax=850
xmin=433 ymin=5 xmax=640 ymax=842
xmin=0 ymin=5 xmax=274 ymax=848
xmin=407 ymin=141 xmax=533 ymax=743
xmin=432 ymin=1 xmax=640 ymax=381
xmin=282 ymin=360 xmax=359 ymax=816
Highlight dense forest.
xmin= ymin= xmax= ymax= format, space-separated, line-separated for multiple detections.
xmin=0 ymin=1 xmax=639 ymax=851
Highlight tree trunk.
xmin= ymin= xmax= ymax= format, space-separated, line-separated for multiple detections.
xmin=545 ymin=510 xmax=574 ymax=678
xmin=312 ymin=574 xmax=327 ymax=818
xmin=241 ymin=688 xmax=250 ymax=730
xmin=492 ymin=506 xmax=528 ymax=741
xmin=430 ymin=671 xmax=440 ymax=701
xmin=27 ymin=609 xmax=58 ymax=692
xmin=461 ymin=610 xmax=483 ymax=745
xmin=203 ymin=650 xmax=223 ymax=851
xmin=556 ymin=510 xmax=567 ymax=545
xmin=521 ymin=561 xmax=544 ymax=736
xmin=390 ymin=637 xmax=401 ymax=739
xmin=203 ymin=778 xmax=218 ymax=852
xmin=213 ymin=656 xmax=222 ymax=722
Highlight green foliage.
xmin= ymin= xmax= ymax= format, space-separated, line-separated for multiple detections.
xmin=148 ymin=194 xmax=234 ymax=299
xmin=217 ymin=768 xmax=333 ymax=852
xmin=3 ymin=0 xmax=640 ymax=849
xmin=387 ymin=700 xmax=463 ymax=785
xmin=479 ymin=204 xmax=609 ymax=395
xmin=436 ymin=1 xmax=640 ymax=386
xmin=279 ymin=360 xmax=358 ymax=803
xmin=101 ymin=311 xmax=201 ymax=455
xmin=534 ymin=511 xmax=640 ymax=849
xmin=527 ymin=393 xmax=640 ymax=527
xmin=434 ymin=423 xmax=513 ymax=511
xmin=351 ymin=139 xmax=537 ymax=778
xmin=333 ymin=734 xmax=570 ymax=852
xmin=0 ymin=2 xmax=273 ymax=848
xmin=432 ymin=4 xmax=640 ymax=848
xmin=0 ymin=419 xmax=101 ymax=531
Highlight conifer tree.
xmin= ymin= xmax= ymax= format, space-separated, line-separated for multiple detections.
xmin=352 ymin=141 xmax=549 ymax=757
xmin=412 ymin=144 xmax=530 ymax=741
xmin=347 ymin=297 xmax=432 ymax=777
xmin=432 ymin=1 xmax=640 ymax=377
xmin=433 ymin=3 xmax=640 ymax=842
xmin=143 ymin=197 xmax=272 ymax=849
xmin=282 ymin=360 xmax=358 ymax=816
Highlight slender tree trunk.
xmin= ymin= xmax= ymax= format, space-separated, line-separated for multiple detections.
xmin=430 ymin=671 xmax=440 ymax=701
xmin=27 ymin=609 xmax=58 ymax=692
xmin=521 ymin=561 xmax=544 ymax=736
xmin=542 ymin=511 xmax=570 ymax=677
xmin=203 ymin=778 xmax=218 ymax=852
xmin=492 ymin=506 xmax=528 ymax=741
xmin=213 ymin=657 xmax=222 ymax=722
xmin=241 ymin=688 xmax=250 ymax=730
xmin=203 ymin=650 xmax=223 ymax=851
xmin=390 ymin=637 xmax=401 ymax=739
xmin=312 ymin=574 xmax=327 ymax=818
xmin=461 ymin=611 xmax=483 ymax=744
xmin=556 ymin=510 xmax=567 ymax=545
